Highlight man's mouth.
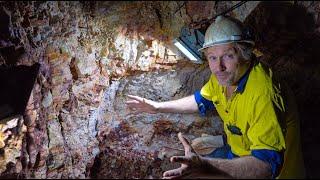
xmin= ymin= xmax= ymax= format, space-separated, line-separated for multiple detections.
xmin=215 ymin=72 xmax=229 ymax=79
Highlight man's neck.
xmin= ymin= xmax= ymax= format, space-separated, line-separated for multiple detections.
xmin=226 ymin=85 xmax=237 ymax=100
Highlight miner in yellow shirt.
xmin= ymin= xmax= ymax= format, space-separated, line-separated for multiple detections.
xmin=126 ymin=15 xmax=305 ymax=179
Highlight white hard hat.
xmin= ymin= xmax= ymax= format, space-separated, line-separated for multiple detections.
xmin=199 ymin=15 xmax=255 ymax=51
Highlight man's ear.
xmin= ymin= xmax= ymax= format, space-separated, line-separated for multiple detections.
xmin=245 ymin=58 xmax=252 ymax=64
xmin=240 ymin=57 xmax=251 ymax=65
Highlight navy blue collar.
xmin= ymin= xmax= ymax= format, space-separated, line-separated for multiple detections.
xmin=236 ymin=63 xmax=253 ymax=93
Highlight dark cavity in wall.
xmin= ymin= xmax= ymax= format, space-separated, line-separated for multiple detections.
xmin=88 ymin=152 xmax=101 ymax=178
xmin=0 ymin=63 xmax=40 ymax=121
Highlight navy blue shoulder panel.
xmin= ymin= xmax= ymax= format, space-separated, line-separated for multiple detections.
xmin=194 ymin=90 xmax=215 ymax=116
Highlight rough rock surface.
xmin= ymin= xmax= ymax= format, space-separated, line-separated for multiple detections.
xmin=0 ymin=1 xmax=319 ymax=178
xmin=92 ymin=61 xmax=223 ymax=178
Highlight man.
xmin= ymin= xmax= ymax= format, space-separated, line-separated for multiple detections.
xmin=126 ymin=15 xmax=305 ymax=179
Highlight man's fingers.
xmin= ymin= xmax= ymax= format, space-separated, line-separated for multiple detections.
xmin=178 ymin=132 xmax=192 ymax=155
xmin=125 ymin=110 xmax=140 ymax=116
xmin=170 ymin=156 xmax=191 ymax=164
xmin=163 ymin=166 xmax=192 ymax=179
xmin=126 ymin=95 xmax=144 ymax=102
xmin=162 ymin=175 xmax=179 ymax=179
xmin=125 ymin=101 xmax=139 ymax=110
xmin=127 ymin=94 xmax=139 ymax=99
xmin=126 ymin=100 xmax=147 ymax=109
xmin=163 ymin=167 xmax=183 ymax=178
xmin=125 ymin=100 xmax=139 ymax=105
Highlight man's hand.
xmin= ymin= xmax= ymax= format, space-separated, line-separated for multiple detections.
xmin=163 ymin=132 xmax=207 ymax=179
xmin=126 ymin=95 xmax=159 ymax=114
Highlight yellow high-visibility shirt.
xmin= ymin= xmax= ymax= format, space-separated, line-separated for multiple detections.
xmin=200 ymin=61 xmax=305 ymax=178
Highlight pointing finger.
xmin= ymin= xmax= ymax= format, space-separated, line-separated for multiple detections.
xmin=125 ymin=100 xmax=139 ymax=104
xmin=126 ymin=95 xmax=144 ymax=102
xmin=178 ymin=132 xmax=192 ymax=155
xmin=163 ymin=167 xmax=183 ymax=178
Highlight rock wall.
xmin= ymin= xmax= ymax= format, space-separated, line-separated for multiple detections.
xmin=0 ymin=1 xmax=320 ymax=178
xmin=0 ymin=1 xmax=222 ymax=178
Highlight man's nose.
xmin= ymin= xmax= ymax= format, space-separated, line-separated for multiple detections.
xmin=216 ymin=58 xmax=226 ymax=71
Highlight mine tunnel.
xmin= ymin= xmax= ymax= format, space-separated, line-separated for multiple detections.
xmin=0 ymin=1 xmax=320 ymax=179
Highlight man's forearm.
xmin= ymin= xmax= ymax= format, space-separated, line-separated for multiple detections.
xmin=201 ymin=156 xmax=272 ymax=179
xmin=156 ymin=95 xmax=198 ymax=113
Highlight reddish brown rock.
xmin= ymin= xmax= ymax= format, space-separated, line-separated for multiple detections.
xmin=1 ymin=1 xmax=319 ymax=179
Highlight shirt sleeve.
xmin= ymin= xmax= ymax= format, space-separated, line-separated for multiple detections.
xmin=194 ymin=90 xmax=215 ymax=116
xmin=251 ymin=149 xmax=284 ymax=178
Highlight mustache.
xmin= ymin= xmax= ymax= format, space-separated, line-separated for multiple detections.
xmin=215 ymin=72 xmax=230 ymax=76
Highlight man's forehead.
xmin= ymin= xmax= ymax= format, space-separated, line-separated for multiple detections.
xmin=204 ymin=44 xmax=236 ymax=55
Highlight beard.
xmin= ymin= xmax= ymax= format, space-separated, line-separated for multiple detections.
xmin=215 ymin=72 xmax=235 ymax=86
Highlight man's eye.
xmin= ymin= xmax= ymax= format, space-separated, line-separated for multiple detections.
xmin=209 ymin=57 xmax=216 ymax=61
xmin=224 ymin=54 xmax=234 ymax=60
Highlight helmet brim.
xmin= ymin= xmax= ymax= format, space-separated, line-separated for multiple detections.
xmin=198 ymin=40 xmax=255 ymax=52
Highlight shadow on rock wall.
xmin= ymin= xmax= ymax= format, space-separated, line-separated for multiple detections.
xmin=244 ymin=1 xmax=320 ymax=178
xmin=0 ymin=8 xmax=26 ymax=65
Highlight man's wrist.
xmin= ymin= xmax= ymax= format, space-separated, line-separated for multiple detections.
xmin=154 ymin=102 xmax=162 ymax=113
xmin=199 ymin=156 xmax=230 ymax=177
xmin=199 ymin=156 xmax=213 ymax=172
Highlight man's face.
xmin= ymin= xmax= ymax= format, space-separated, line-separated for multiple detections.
xmin=204 ymin=43 xmax=249 ymax=86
